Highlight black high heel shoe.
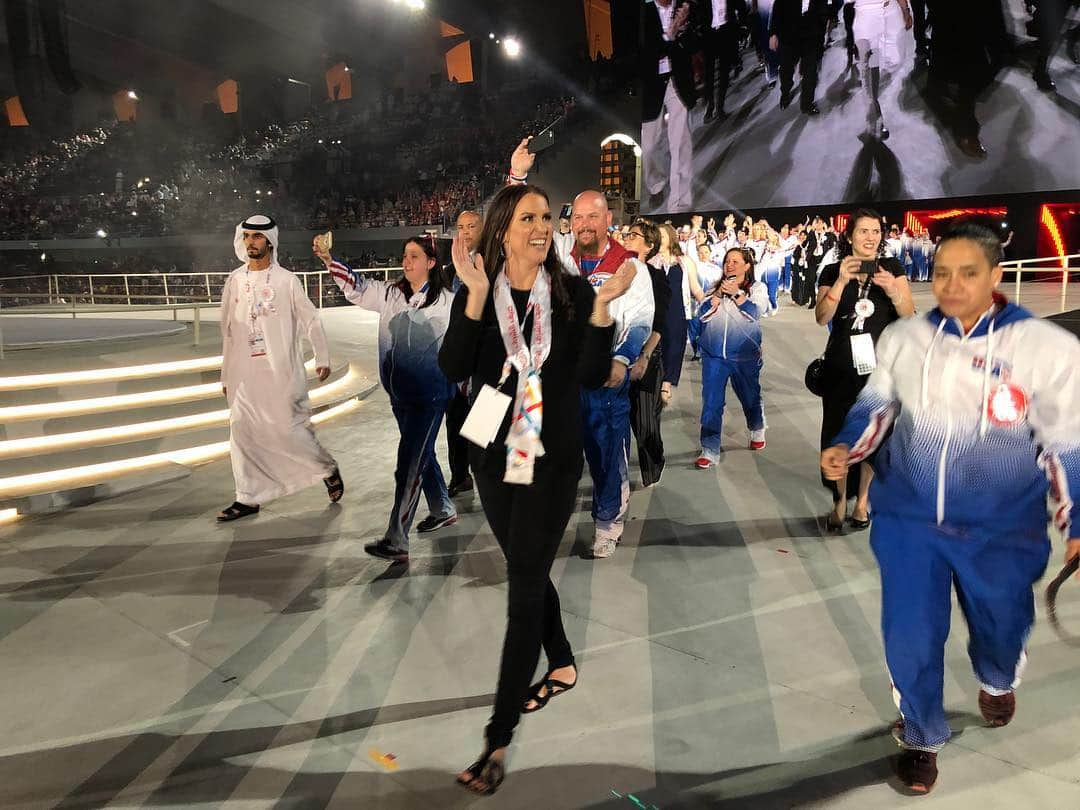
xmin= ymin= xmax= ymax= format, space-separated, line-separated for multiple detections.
xmin=825 ymin=513 xmax=845 ymax=533
xmin=457 ymin=748 xmax=506 ymax=796
xmin=849 ymin=512 xmax=872 ymax=530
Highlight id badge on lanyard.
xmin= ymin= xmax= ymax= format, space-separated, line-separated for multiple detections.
xmin=248 ymin=329 xmax=268 ymax=358
xmin=849 ymin=278 xmax=876 ymax=375
xmin=460 ymin=384 xmax=512 ymax=447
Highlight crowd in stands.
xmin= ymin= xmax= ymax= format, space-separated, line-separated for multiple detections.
xmin=0 ymin=82 xmax=576 ymax=241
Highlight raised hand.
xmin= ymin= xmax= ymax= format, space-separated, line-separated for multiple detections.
xmin=312 ymin=234 xmax=332 ymax=264
xmin=452 ymin=231 xmax=489 ymax=294
xmin=510 ymin=138 xmax=535 ymax=179
xmin=595 ymin=259 xmax=637 ymax=303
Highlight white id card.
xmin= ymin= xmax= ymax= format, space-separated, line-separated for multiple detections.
xmin=248 ymin=331 xmax=267 ymax=358
xmin=460 ymin=384 xmax=512 ymax=448
xmin=850 ymin=333 xmax=877 ymax=376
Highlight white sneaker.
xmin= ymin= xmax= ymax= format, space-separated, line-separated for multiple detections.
xmin=591 ymin=537 xmax=618 ymax=559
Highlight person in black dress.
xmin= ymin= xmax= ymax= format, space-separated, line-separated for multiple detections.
xmin=439 ymin=183 xmax=635 ymax=795
xmin=814 ymin=208 xmax=915 ymax=530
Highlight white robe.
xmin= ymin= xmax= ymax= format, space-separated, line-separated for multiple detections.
xmin=221 ymin=262 xmax=336 ymax=504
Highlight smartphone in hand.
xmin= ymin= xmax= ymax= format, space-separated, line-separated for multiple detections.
xmin=859 ymin=259 xmax=879 ymax=277
xmin=528 ymin=125 xmax=556 ymax=153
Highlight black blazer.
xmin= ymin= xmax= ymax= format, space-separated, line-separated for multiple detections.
xmin=642 ymin=0 xmax=699 ymax=121
xmin=805 ymin=230 xmax=837 ymax=264
xmin=768 ymin=0 xmax=828 ymax=39
xmin=692 ymin=0 xmax=748 ymax=31
xmin=438 ymin=274 xmax=615 ymax=480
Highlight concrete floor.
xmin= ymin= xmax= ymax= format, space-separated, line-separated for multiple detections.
xmin=1 ymin=287 xmax=1079 ymax=809
xmin=644 ymin=4 xmax=1080 ymax=213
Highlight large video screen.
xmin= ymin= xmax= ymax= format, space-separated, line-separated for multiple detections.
xmin=639 ymin=0 xmax=1080 ymax=214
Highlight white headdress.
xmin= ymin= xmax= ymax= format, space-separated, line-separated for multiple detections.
xmin=234 ymin=214 xmax=279 ymax=263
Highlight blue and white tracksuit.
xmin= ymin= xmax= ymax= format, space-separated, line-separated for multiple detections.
xmin=328 ymin=258 xmax=456 ymax=550
xmin=833 ymin=299 xmax=1080 ymax=752
xmin=758 ymin=248 xmax=786 ymax=314
xmin=572 ymin=245 xmax=655 ymax=543
xmin=697 ymin=282 xmax=770 ymax=461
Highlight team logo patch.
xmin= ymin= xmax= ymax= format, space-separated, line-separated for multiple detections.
xmin=587 ymin=271 xmax=611 ymax=288
xmin=986 ymin=383 xmax=1029 ymax=427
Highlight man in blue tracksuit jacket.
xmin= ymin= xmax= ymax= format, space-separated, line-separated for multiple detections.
xmin=569 ymin=191 xmax=654 ymax=560
xmin=822 ymin=223 xmax=1080 ymax=794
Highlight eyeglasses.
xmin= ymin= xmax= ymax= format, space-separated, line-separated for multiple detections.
xmin=626 ymin=231 xmax=645 ymax=240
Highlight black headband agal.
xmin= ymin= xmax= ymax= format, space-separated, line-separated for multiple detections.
xmin=241 ymin=215 xmax=277 ymax=231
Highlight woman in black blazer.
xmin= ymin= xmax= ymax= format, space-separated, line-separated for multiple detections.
xmin=439 ymin=183 xmax=635 ymax=795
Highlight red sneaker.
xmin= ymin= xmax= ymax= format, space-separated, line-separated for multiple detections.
xmin=749 ymin=439 xmax=766 ymax=451
xmin=694 ymin=456 xmax=713 ymax=469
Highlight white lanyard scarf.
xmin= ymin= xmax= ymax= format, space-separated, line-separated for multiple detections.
xmin=493 ymin=267 xmax=552 ymax=485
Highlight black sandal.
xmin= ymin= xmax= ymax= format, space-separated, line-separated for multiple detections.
xmin=324 ymin=469 xmax=344 ymax=503
xmin=849 ymin=512 xmax=872 ymax=530
xmin=824 ymin=513 xmax=845 ymax=533
xmin=217 ymin=502 xmax=260 ymax=522
xmin=522 ymin=670 xmax=577 ymax=714
xmin=457 ymin=749 xmax=505 ymax=796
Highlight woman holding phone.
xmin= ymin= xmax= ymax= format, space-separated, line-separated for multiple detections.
xmin=814 ymin=208 xmax=914 ymax=531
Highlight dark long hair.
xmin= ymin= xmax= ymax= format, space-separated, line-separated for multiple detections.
xmin=476 ymin=184 xmax=574 ymax=316
xmin=715 ymin=246 xmax=756 ymax=295
xmin=392 ymin=235 xmax=446 ymax=308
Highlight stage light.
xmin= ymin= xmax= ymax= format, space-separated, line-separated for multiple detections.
xmin=489 ymin=33 xmax=495 ymax=39
xmin=256 ymin=190 xmax=262 ymax=195
xmin=503 ymin=37 xmax=521 ymax=57
xmin=127 ymin=90 xmax=138 ymax=100
xmin=95 ymin=228 xmax=107 ymax=238
xmin=39 ymin=252 xmax=46 ymax=262
xmin=131 ymin=211 xmax=138 ymax=217
xmin=405 ymin=0 xmax=425 ymax=9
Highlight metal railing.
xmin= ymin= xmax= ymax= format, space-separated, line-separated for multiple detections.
xmin=0 ymin=302 xmax=219 ymax=358
xmin=1000 ymin=253 xmax=1080 ymax=313
xmin=0 ymin=267 xmax=400 ymax=310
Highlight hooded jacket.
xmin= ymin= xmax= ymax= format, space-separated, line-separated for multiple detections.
xmin=834 ymin=296 xmax=1080 ymax=536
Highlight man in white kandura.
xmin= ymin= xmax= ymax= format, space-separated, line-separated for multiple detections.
xmin=217 ymin=214 xmax=344 ymax=521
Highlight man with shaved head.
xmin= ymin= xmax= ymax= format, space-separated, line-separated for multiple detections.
xmin=570 ymin=190 xmax=656 ymax=558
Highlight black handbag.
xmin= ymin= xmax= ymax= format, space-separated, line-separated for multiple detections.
xmin=804 ymin=356 xmax=828 ymax=397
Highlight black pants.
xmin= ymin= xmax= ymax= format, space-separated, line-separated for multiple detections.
xmin=843 ymin=2 xmax=857 ymax=61
xmin=779 ymin=15 xmax=826 ymax=111
xmin=445 ymin=388 xmax=471 ymax=484
xmin=1034 ymin=0 xmax=1068 ymax=75
xmin=703 ymin=22 xmax=739 ymax=113
xmin=476 ymin=467 xmax=578 ymax=750
xmin=629 ymin=353 xmax=665 ymax=487
xmin=910 ymin=0 xmax=929 ymax=55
